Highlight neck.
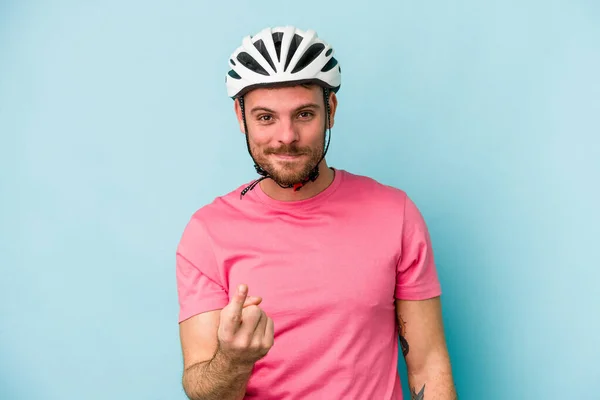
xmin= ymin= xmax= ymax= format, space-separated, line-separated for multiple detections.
xmin=259 ymin=161 xmax=335 ymax=202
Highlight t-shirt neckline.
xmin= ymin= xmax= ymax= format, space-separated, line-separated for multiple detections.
xmin=252 ymin=168 xmax=344 ymax=210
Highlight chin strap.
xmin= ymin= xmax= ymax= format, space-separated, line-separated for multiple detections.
xmin=239 ymin=87 xmax=332 ymax=199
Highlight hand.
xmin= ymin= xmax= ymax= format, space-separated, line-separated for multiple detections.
xmin=217 ymin=284 xmax=275 ymax=366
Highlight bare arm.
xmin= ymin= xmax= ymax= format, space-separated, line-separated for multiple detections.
xmin=180 ymin=312 xmax=252 ymax=400
xmin=183 ymin=348 xmax=254 ymax=400
xmin=180 ymin=285 xmax=273 ymax=400
xmin=395 ymin=296 xmax=458 ymax=399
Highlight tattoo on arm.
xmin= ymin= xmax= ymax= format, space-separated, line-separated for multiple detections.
xmin=411 ymin=384 xmax=425 ymax=400
xmin=398 ymin=314 xmax=409 ymax=357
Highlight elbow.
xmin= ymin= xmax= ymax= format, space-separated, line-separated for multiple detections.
xmin=406 ymin=349 xmax=453 ymax=378
xmin=182 ymin=363 xmax=205 ymax=400
xmin=182 ymin=375 xmax=197 ymax=400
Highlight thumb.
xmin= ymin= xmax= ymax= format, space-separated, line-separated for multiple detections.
xmin=243 ymin=296 xmax=262 ymax=307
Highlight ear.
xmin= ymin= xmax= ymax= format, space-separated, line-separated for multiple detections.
xmin=326 ymin=91 xmax=338 ymax=129
xmin=234 ymin=98 xmax=246 ymax=134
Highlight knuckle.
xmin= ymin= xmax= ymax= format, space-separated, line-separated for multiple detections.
xmin=243 ymin=308 xmax=262 ymax=321
xmin=260 ymin=346 xmax=271 ymax=357
xmin=237 ymin=336 xmax=252 ymax=349
xmin=244 ymin=305 xmax=260 ymax=314
xmin=249 ymin=342 xmax=260 ymax=352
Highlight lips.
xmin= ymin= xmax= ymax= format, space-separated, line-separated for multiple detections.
xmin=273 ymin=153 xmax=304 ymax=160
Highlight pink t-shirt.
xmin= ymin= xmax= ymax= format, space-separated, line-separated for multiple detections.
xmin=176 ymin=169 xmax=441 ymax=399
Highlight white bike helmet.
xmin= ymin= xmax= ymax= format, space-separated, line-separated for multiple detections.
xmin=226 ymin=26 xmax=341 ymax=98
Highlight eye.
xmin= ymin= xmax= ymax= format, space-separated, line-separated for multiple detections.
xmin=298 ymin=111 xmax=314 ymax=119
xmin=258 ymin=114 xmax=273 ymax=122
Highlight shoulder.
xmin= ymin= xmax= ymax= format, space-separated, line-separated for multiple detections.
xmin=339 ymin=169 xmax=409 ymax=204
xmin=337 ymin=169 xmax=429 ymax=225
xmin=197 ymin=181 xmax=253 ymax=215
xmin=180 ymin=180 xmax=259 ymax=235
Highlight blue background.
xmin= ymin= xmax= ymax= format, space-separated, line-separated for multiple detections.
xmin=1 ymin=1 xmax=599 ymax=399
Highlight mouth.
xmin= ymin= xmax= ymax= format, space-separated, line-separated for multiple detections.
xmin=271 ymin=153 xmax=306 ymax=161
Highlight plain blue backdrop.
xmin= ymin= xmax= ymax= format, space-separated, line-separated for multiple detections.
xmin=1 ymin=1 xmax=599 ymax=399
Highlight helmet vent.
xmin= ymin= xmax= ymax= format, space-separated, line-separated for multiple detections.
xmin=237 ymin=52 xmax=269 ymax=76
xmin=292 ymin=43 xmax=325 ymax=74
xmin=272 ymin=32 xmax=283 ymax=62
xmin=253 ymin=39 xmax=276 ymax=72
xmin=228 ymin=69 xmax=242 ymax=79
xmin=320 ymin=57 xmax=338 ymax=72
xmin=284 ymin=33 xmax=303 ymax=72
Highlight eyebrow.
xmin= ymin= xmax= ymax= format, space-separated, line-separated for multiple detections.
xmin=250 ymin=103 xmax=321 ymax=115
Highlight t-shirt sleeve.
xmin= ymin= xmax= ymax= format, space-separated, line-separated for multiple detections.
xmin=395 ymin=194 xmax=442 ymax=300
xmin=176 ymin=214 xmax=229 ymax=323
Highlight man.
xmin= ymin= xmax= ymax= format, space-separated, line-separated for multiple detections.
xmin=176 ymin=26 xmax=458 ymax=399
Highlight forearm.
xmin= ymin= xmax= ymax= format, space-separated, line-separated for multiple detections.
xmin=407 ymin=355 xmax=457 ymax=399
xmin=182 ymin=350 xmax=254 ymax=400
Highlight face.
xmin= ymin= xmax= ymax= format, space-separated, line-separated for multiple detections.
xmin=235 ymin=84 xmax=337 ymax=187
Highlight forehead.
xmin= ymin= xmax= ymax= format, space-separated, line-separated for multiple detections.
xmin=244 ymin=84 xmax=322 ymax=109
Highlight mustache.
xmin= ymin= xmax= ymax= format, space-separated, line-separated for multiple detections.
xmin=264 ymin=145 xmax=311 ymax=156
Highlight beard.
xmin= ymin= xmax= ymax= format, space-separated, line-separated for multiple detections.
xmin=248 ymin=134 xmax=325 ymax=187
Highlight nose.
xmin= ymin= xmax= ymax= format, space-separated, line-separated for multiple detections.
xmin=276 ymin=118 xmax=299 ymax=144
